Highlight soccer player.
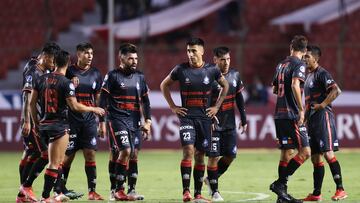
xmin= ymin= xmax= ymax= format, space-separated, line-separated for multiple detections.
xmin=269 ymin=35 xmax=311 ymax=203
xmin=99 ymin=43 xmax=152 ymax=201
xmin=302 ymin=45 xmax=347 ymax=201
xmin=29 ymin=50 xmax=105 ymax=203
xmin=18 ymin=42 xmax=60 ymax=202
xmin=54 ymin=43 xmax=104 ymax=200
xmin=160 ymin=37 xmax=229 ymax=202
xmin=205 ymin=46 xmax=247 ymax=195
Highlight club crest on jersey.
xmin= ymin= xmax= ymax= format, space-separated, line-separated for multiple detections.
xmin=92 ymin=81 xmax=96 ymax=89
xmin=232 ymin=79 xmax=237 ymax=87
xmin=203 ymin=76 xmax=209 ymax=85
xmin=185 ymin=77 xmax=191 ymax=84
xmin=120 ymin=82 xmax=125 ymax=88
xmin=309 ymin=81 xmax=314 ymax=88
xmin=136 ymin=82 xmax=140 ymax=90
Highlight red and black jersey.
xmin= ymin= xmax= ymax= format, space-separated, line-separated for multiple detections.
xmin=22 ymin=57 xmax=49 ymax=93
xmin=66 ymin=64 xmax=102 ymax=123
xmin=304 ymin=66 xmax=336 ymax=117
xmin=170 ymin=62 xmax=221 ymax=119
xmin=212 ymin=68 xmax=246 ymax=131
xmin=34 ymin=72 xmax=75 ymax=130
xmin=272 ymin=56 xmax=306 ymax=120
xmin=100 ymin=69 xmax=151 ymax=130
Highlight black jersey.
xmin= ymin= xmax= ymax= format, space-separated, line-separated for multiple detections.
xmin=170 ymin=62 xmax=221 ymax=119
xmin=304 ymin=66 xmax=336 ymax=117
xmin=100 ymin=69 xmax=151 ymax=130
xmin=212 ymin=68 xmax=246 ymax=131
xmin=34 ymin=72 xmax=75 ymax=130
xmin=272 ymin=56 xmax=306 ymax=120
xmin=66 ymin=64 xmax=102 ymax=123
xmin=22 ymin=57 xmax=49 ymax=93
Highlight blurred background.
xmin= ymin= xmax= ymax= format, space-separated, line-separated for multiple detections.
xmin=0 ymin=0 xmax=359 ymax=150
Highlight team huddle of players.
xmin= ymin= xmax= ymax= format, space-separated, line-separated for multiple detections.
xmin=16 ymin=36 xmax=346 ymax=203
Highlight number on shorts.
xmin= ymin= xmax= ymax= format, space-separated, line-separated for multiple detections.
xmin=120 ymin=135 xmax=129 ymax=144
xmin=182 ymin=132 xmax=191 ymax=141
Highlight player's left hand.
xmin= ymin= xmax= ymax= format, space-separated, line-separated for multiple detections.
xmin=239 ymin=123 xmax=248 ymax=134
xmin=21 ymin=121 xmax=31 ymax=136
xmin=206 ymin=106 xmax=219 ymax=118
xmin=311 ymin=103 xmax=325 ymax=111
xmin=141 ymin=121 xmax=152 ymax=141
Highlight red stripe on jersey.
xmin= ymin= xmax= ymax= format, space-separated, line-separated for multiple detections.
xmin=225 ymin=94 xmax=235 ymax=100
xmin=85 ymin=161 xmax=96 ymax=167
xmin=194 ymin=164 xmax=205 ymax=171
xmin=76 ymin=93 xmax=91 ymax=97
xmin=181 ymin=160 xmax=192 ymax=167
xmin=221 ymin=102 xmax=234 ymax=111
xmin=186 ymin=98 xmax=207 ymax=107
xmin=113 ymin=95 xmax=136 ymax=100
xmin=181 ymin=91 xmax=211 ymax=96
xmin=325 ymin=111 xmax=333 ymax=151
xmin=312 ymin=93 xmax=321 ymax=98
xmin=45 ymin=169 xmax=58 ymax=178
xmin=117 ymin=103 xmax=139 ymax=111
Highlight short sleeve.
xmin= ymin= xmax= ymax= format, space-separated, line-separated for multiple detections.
xmin=170 ymin=65 xmax=180 ymax=81
xmin=64 ymin=80 xmax=76 ymax=98
xmin=101 ymin=73 xmax=111 ymax=93
xmin=319 ymin=70 xmax=336 ymax=90
xmin=141 ymin=75 xmax=149 ymax=96
xmin=23 ymin=72 xmax=34 ymax=92
xmin=95 ymin=70 xmax=103 ymax=93
xmin=292 ymin=63 xmax=306 ymax=82
xmin=214 ymin=67 xmax=221 ymax=81
xmin=236 ymin=72 xmax=244 ymax=93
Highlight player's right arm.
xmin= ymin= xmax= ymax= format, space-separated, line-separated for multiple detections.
xmin=160 ymin=74 xmax=188 ymax=116
xmin=29 ymin=89 xmax=39 ymax=134
xmin=66 ymin=97 xmax=105 ymax=115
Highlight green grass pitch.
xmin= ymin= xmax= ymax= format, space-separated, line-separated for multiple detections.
xmin=1 ymin=150 xmax=359 ymax=202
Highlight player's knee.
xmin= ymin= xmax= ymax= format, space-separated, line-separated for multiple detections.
xmin=323 ymin=151 xmax=335 ymax=162
xmin=300 ymin=147 xmax=311 ymax=160
xmin=182 ymin=145 xmax=194 ymax=160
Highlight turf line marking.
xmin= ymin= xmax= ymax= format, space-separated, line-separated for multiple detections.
xmin=222 ymin=191 xmax=270 ymax=202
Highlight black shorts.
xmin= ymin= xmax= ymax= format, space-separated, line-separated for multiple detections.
xmin=40 ymin=123 xmax=69 ymax=143
xmin=66 ymin=120 xmax=99 ymax=155
xmin=179 ymin=117 xmax=218 ymax=157
xmin=214 ymin=129 xmax=237 ymax=158
xmin=308 ymin=109 xmax=339 ymax=154
xmin=107 ymin=119 xmax=142 ymax=155
xmin=23 ymin=128 xmax=48 ymax=154
xmin=275 ymin=119 xmax=310 ymax=150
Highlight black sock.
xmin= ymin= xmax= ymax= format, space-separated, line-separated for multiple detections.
xmin=312 ymin=162 xmax=325 ymax=196
xmin=328 ymin=157 xmax=344 ymax=190
xmin=278 ymin=161 xmax=288 ymax=181
xmin=115 ymin=160 xmax=127 ymax=191
xmin=109 ymin=160 xmax=117 ymax=190
xmin=217 ymin=158 xmax=230 ymax=177
xmin=207 ymin=166 xmax=218 ymax=194
xmin=61 ymin=166 xmax=70 ymax=192
xmin=23 ymin=156 xmax=48 ymax=187
xmin=54 ymin=165 xmax=63 ymax=194
xmin=278 ymin=155 xmax=303 ymax=184
xmin=42 ymin=168 xmax=58 ymax=199
xmin=128 ymin=159 xmax=138 ymax=192
xmin=19 ymin=158 xmax=27 ymax=184
xmin=193 ymin=164 xmax=205 ymax=196
xmin=180 ymin=160 xmax=192 ymax=194
xmin=85 ymin=161 xmax=97 ymax=192
xmin=21 ymin=157 xmax=38 ymax=185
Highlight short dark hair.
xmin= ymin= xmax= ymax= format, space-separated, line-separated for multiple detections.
xmin=55 ymin=50 xmax=70 ymax=68
xmin=42 ymin=42 xmax=60 ymax=56
xmin=213 ymin=46 xmax=230 ymax=57
xmin=306 ymin=45 xmax=322 ymax=58
xmin=290 ymin=35 xmax=308 ymax=52
xmin=187 ymin=37 xmax=204 ymax=47
xmin=76 ymin=42 xmax=93 ymax=52
xmin=119 ymin=43 xmax=137 ymax=55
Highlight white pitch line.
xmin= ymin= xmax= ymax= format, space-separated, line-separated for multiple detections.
xmin=221 ymin=191 xmax=270 ymax=202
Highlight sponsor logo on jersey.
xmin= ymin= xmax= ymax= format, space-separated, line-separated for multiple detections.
xmin=114 ymin=130 xmax=128 ymax=135
xmin=120 ymin=82 xmax=125 ymax=88
xmin=327 ymin=79 xmax=333 ymax=84
xmin=309 ymin=81 xmax=314 ymax=88
xmin=92 ymin=81 xmax=96 ymax=89
xmin=69 ymin=83 xmax=75 ymax=90
xmin=232 ymin=79 xmax=237 ymax=87
xmin=25 ymin=75 xmax=32 ymax=82
xmin=136 ymin=82 xmax=140 ymax=90
xmin=300 ymin=66 xmax=305 ymax=72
